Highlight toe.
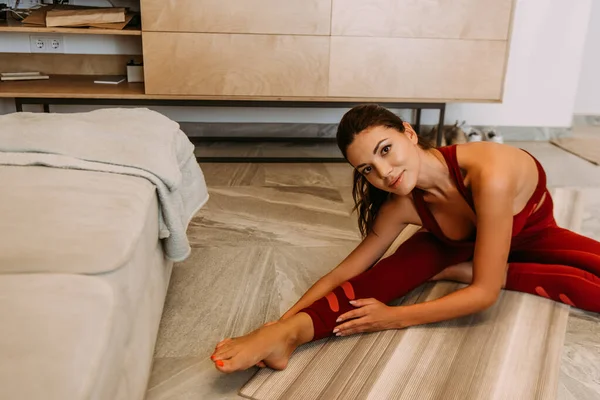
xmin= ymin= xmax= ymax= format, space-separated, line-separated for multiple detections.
xmin=213 ymin=340 xmax=236 ymax=359
xmin=216 ymin=338 xmax=232 ymax=349
xmin=213 ymin=347 xmax=239 ymax=361
xmin=256 ymin=361 xmax=266 ymax=368
xmin=216 ymin=359 xmax=243 ymax=374
xmin=211 ymin=349 xmax=225 ymax=361
xmin=214 ymin=360 xmax=229 ymax=373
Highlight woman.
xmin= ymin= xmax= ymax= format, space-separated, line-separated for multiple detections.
xmin=210 ymin=105 xmax=600 ymax=373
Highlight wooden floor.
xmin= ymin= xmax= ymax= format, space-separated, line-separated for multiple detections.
xmin=145 ymin=141 xmax=600 ymax=400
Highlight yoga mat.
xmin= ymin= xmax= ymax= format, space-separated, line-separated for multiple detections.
xmin=239 ymin=282 xmax=569 ymax=400
xmin=550 ymin=137 xmax=600 ymax=165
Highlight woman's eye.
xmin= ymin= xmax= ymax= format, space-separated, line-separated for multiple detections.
xmin=363 ymin=166 xmax=372 ymax=175
xmin=382 ymin=145 xmax=391 ymax=155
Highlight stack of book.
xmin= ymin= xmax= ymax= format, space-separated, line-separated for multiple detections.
xmin=21 ymin=5 xmax=134 ymax=31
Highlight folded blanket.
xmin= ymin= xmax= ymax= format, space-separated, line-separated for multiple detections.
xmin=0 ymin=108 xmax=209 ymax=262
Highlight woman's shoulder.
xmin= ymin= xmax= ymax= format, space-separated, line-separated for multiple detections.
xmin=454 ymin=142 xmax=529 ymax=171
xmin=454 ymin=142 xmax=538 ymax=189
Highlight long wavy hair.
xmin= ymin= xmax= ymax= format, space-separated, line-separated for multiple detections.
xmin=336 ymin=104 xmax=433 ymax=238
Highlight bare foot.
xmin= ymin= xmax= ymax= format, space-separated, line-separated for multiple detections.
xmin=211 ymin=313 xmax=313 ymax=373
xmin=255 ymin=321 xmax=276 ymax=368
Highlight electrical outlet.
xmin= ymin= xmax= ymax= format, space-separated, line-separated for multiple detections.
xmin=49 ymin=38 xmax=61 ymax=51
xmin=32 ymin=38 xmax=45 ymax=51
xmin=29 ymin=35 xmax=64 ymax=54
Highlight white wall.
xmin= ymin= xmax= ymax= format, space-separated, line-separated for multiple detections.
xmin=0 ymin=0 xmax=593 ymax=128
xmin=437 ymin=0 xmax=592 ymax=127
xmin=0 ymin=33 xmax=142 ymax=54
xmin=574 ymin=0 xmax=600 ymax=115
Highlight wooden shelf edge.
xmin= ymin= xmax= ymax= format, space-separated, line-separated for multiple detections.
xmin=0 ymin=75 xmax=502 ymax=103
xmin=0 ymin=93 xmax=502 ymax=103
xmin=0 ymin=21 xmax=141 ymax=36
xmin=0 ymin=92 xmax=147 ymax=99
xmin=0 ymin=75 xmax=145 ymax=98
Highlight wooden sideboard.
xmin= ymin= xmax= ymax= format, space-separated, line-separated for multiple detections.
xmin=0 ymin=0 xmax=515 ymax=102
xmin=140 ymin=0 xmax=515 ymax=102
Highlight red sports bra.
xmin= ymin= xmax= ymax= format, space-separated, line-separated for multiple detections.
xmin=412 ymin=144 xmax=548 ymax=243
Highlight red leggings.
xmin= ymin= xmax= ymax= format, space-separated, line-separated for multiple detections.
xmin=301 ymin=198 xmax=600 ymax=341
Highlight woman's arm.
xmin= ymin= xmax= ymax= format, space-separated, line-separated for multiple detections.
xmin=280 ymin=196 xmax=409 ymax=320
xmin=394 ymin=163 xmax=515 ymax=328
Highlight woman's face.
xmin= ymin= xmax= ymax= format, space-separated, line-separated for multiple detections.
xmin=346 ymin=123 xmax=421 ymax=195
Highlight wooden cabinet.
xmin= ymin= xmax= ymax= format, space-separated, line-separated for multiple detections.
xmin=141 ymin=0 xmax=332 ymax=35
xmin=141 ymin=0 xmax=515 ymax=101
xmin=143 ymin=33 xmax=330 ymax=97
xmin=1 ymin=0 xmax=516 ymax=102
xmin=329 ymin=37 xmax=507 ymax=100
xmin=331 ymin=0 xmax=513 ymax=40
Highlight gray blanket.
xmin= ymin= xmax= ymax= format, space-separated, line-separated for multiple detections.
xmin=0 ymin=108 xmax=209 ymax=262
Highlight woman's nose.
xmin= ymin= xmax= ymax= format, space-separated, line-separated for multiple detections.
xmin=374 ymin=162 xmax=392 ymax=179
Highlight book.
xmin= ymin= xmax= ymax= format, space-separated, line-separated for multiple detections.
xmin=46 ymin=7 xmax=126 ymax=28
xmin=21 ymin=5 xmax=136 ymax=31
xmin=93 ymin=76 xmax=126 ymax=85
xmin=0 ymin=72 xmax=50 ymax=81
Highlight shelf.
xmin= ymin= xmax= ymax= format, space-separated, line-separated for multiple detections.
xmin=0 ymin=17 xmax=141 ymax=36
xmin=0 ymin=75 xmax=491 ymax=104
xmin=0 ymin=75 xmax=145 ymax=98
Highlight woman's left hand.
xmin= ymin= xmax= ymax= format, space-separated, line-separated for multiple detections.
xmin=333 ymin=298 xmax=401 ymax=337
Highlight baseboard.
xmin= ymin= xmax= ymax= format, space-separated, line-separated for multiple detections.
xmin=572 ymin=114 xmax=600 ymax=127
xmin=179 ymin=122 xmax=338 ymax=139
xmin=477 ymin=126 xmax=571 ymax=141
xmin=179 ymin=122 xmax=572 ymax=142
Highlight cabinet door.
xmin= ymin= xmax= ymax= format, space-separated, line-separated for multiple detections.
xmin=143 ymin=32 xmax=330 ymax=97
xmin=328 ymin=37 xmax=507 ymax=101
xmin=141 ymin=0 xmax=332 ymax=35
xmin=332 ymin=0 xmax=514 ymax=40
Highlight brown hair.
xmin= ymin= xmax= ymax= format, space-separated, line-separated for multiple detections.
xmin=336 ymin=104 xmax=433 ymax=238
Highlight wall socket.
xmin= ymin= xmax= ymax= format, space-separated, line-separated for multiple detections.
xmin=30 ymin=35 xmax=64 ymax=53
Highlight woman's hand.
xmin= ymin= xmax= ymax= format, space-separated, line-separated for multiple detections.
xmin=333 ymin=298 xmax=402 ymax=337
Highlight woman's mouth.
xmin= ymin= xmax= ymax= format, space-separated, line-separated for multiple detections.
xmin=388 ymin=171 xmax=404 ymax=188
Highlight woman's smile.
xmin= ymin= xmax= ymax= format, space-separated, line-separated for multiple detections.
xmin=387 ymin=170 xmax=404 ymax=189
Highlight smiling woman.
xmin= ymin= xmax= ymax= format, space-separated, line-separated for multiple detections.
xmin=336 ymin=105 xmax=433 ymax=237
xmin=209 ymin=104 xmax=600 ymax=374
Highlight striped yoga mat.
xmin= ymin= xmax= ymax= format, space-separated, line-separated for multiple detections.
xmin=239 ymin=282 xmax=569 ymax=400
xmin=240 ymin=188 xmax=581 ymax=400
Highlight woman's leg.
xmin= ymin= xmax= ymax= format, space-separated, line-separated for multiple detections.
xmin=301 ymin=231 xmax=474 ymax=340
xmin=506 ymin=226 xmax=600 ymax=313
xmin=211 ymin=231 xmax=473 ymax=372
